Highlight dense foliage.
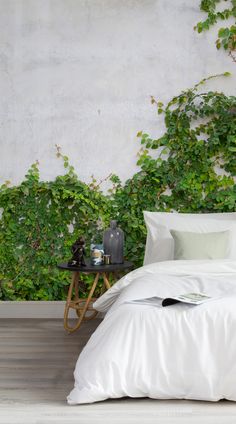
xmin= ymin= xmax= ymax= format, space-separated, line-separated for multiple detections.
xmin=195 ymin=0 xmax=236 ymax=61
xmin=0 ymin=75 xmax=235 ymax=300
xmin=0 ymin=149 xmax=112 ymax=300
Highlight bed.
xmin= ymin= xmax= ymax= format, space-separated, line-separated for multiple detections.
xmin=67 ymin=212 xmax=236 ymax=405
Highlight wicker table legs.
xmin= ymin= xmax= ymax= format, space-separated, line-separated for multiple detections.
xmin=64 ymin=271 xmax=111 ymax=333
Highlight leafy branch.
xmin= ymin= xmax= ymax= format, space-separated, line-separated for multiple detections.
xmin=195 ymin=0 xmax=236 ymax=61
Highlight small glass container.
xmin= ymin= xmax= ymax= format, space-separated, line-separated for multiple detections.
xmin=90 ymin=243 xmax=104 ymax=266
xmin=103 ymin=254 xmax=111 ymax=265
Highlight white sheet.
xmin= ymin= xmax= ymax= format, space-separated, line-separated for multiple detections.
xmin=67 ymin=259 xmax=236 ymax=404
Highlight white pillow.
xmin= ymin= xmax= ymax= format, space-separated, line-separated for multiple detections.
xmin=143 ymin=211 xmax=236 ymax=265
xmin=145 ymin=211 xmax=236 ymax=221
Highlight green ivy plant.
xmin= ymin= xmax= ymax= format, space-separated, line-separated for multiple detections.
xmin=0 ymin=74 xmax=235 ymax=301
xmin=0 ymin=147 xmax=112 ymax=300
xmin=112 ymin=73 xmax=236 ymax=268
xmin=195 ymin=0 xmax=236 ymax=61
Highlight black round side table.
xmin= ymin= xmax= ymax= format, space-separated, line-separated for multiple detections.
xmin=58 ymin=259 xmax=133 ymax=333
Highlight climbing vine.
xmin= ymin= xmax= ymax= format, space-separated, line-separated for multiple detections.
xmin=0 ymin=74 xmax=235 ymax=300
xmin=0 ymin=150 xmax=112 ymax=300
xmin=195 ymin=0 xmax=236 ymax=61
xmin=111 ymin=73 xmax=236 ymax=268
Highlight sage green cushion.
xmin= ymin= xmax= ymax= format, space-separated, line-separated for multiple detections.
xmin=170 ymin=229 xmax=230 ymax=260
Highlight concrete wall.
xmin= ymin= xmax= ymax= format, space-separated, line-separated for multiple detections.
xmin=1 ymin=0 xmax=235 ymax=189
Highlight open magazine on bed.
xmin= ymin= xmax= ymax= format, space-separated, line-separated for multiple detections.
xmin=126 ymin=292 xmax=212 ymax=307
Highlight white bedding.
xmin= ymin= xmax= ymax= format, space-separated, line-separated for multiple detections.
xmin=67 ymin=259 xmax=236 ymax=404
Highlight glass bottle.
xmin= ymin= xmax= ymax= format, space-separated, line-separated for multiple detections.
xmin=103 ymin=220 xmax=124 ymax=264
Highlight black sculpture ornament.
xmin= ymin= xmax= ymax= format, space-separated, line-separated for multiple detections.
xmin=68 ymin=236 xmax=86 ymax=267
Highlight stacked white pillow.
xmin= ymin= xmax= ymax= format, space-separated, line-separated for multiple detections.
xmin=143 ymin=211 xmax=236 ymax=265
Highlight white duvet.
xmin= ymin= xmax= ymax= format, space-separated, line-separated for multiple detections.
xmin=67 ymin=259 xmax=236 ymax=404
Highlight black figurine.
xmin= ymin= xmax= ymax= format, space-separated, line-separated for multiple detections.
xmin=68 ymin=236 xmax=86 ymax=267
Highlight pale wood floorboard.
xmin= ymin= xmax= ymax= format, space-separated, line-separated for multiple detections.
xmin=1 ymin=318 xmax=236 ymax=424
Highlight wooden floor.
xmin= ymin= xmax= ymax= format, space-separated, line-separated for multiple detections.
xmin=1 ymin=319 xmax=236 ymax=424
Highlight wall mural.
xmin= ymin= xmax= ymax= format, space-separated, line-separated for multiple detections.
xmin=0 ymin=74 xmax=235 ymax=300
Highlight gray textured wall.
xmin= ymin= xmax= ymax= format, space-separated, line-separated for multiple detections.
xmin=0 ymin=0 xmax=235 ymax=188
